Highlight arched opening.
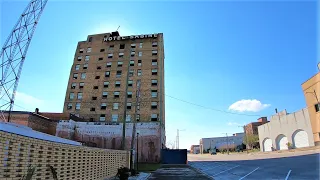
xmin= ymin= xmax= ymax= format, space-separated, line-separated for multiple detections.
xmin=292 ymin=129 xmax=309 ymax=148
xmin=275 ymin=134 xmax=288 ymax=150
xmin=262 ymin=138 xmax=272 ymax=152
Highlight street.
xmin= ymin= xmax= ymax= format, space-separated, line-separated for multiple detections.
xmin=188 ymin=150 xmax=320 ymax=180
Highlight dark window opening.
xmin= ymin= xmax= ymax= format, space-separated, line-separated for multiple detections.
xmin=114 ymin=94 xmax=119 ymax=98
xmin=151 ymin=105 xmax=157 ymax=109
xmin=116 ymin=71 xmax=122 ymax=78
xmin=315 ymin=103 xmax=320 ymax=112
xmin=151 ymin=117 xmax=158 ymax=121
xmin=92 ymin=97 xmax=97 ymax=100
xmin=105 ymin=72 xmax=110 ymax=77
xmin=109 ymin=45 xmax=114 ymax=50
xmin=98 ymin=57 xmax=103 ymax=61
xmin=90 ymin=108 xmax=95 ymax=111
xmin=88 ymin=37 xmax=92 ymax=42
xmin=95 ymin=76 xmax=100 ymax=79
xmin=100 ymin=49 xmax=105 ymax=52
xmin=90 ymin=118 xmax=94 ymax=122
xmin=93 ymin=86 xmax=98 ymax=89
xmin=152 ymin=80 xmax=158 ymax=86
xmin=101 ymin=105 xmax=106 ymax=110
xmin=97 ymin=66 xmax=101 ymax=70
xmin=120 ymin=44 xmax=125 ymax=49
xmin=79 ymin=83 xmax=84 ymax=89
xmin=152 ymin=71 xmax=157 ymax=76
xmin=127 ymin=93 xmax=132 ymax=98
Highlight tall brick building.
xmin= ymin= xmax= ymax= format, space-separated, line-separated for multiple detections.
xmin=63 ymin=31 xmax=165 ymax=125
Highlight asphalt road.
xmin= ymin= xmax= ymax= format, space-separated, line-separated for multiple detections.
xmin=188 ymin=151 xmax=320 ymax=180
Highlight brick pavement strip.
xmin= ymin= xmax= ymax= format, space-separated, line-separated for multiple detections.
xmin=147 ymin=164 xmax=213 ymax=180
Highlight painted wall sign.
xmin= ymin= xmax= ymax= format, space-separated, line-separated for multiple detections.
xmin=104 ymin=33 xmax=158 ymax=42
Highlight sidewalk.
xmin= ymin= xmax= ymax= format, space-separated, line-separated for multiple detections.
xmin=147 ymin=164 xmax=213 ymax=180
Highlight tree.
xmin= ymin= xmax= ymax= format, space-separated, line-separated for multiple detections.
xmin=243 ymin=134 xmax=259 ymax=149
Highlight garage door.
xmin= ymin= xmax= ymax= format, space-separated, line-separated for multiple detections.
xmin=293 ymin=130 xmax=309 ymax=148
xmin=263 ymin=138 xmax=272 ymax=152
xmin=276 ymin=135 xmax=288 ymax=150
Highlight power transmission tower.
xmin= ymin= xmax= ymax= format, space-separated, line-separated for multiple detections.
xmin=0 ymin=0 xmax=48 ymax=122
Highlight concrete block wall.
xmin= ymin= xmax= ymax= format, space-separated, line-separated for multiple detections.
xmin=0 ymin=130 xmax=129 ymax=180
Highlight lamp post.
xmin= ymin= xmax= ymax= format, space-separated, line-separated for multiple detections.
xmin=176 ymin=129 xmax=185 ymax=149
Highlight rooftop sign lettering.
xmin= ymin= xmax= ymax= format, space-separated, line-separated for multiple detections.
xmin=104 ymin=33 xmax=158 ymax=42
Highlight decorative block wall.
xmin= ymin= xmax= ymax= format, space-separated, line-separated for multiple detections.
xmin=0 ymin=130 xmax=130 ymax=180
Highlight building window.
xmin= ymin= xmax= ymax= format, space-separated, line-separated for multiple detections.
xmin=130 ymin=60 xmax=134 ymax=66
xmin=104 ymin=81 xmax=109 ymax=88
xmin=127 ymin=91 xmax=132 ymax=98
xmin=98 ymin=57 xmax=103 ymax=61
xmin=120 ymin=44 xmax=125 ymax=49
xmin=81 ymin=73 xmax=86 ymax=79
xmin=136 ymin=114 xmax=140 ymax=121
xmin=87 ymin=47 xmax=92 ymax=53
xmin=108 ymin=53 xmax=113 ymax=58
xmin=129 ymin=69 xmax=134 ymax=77
xmin=151 ymin=90 xmax=157 ymax=98
xmin=315 ymin=103 xmax=320 ymax=112
xmin=112 ymin=114 xmax=118 ymax=122
xmin=118 ymin=61 xmax=123 ymax=67
xmin=83 ymin=63 xmax=88 ymax=69
xmin=152 ymin=69 xmax=158 ymax=75
xmin=75 ymin=64 xmax=80 ymax=70
xmin=99 ymin=114 xmax=106 ymax=121
xmin=138 ymin=60 xmax=142 ymax=66
xmin=152 ymin=59 xmax=157 ymax=66
xmin=126 ymin=115 xmax=131 ymax=122
xmin=71 ymin=83 xmax=76 ymax=89
xmin=67 ymin=103 xmax=72 ymax=110
xmin=106 ymin=62 xmax=112 ymax=68
xmin=79 ymin=49 xmax=84 ymax=53
xmin=115 ymin=81 xmax=121 ymax=87
xmin=152 ymin=42 xmax=158 ymax=47
xmin=77 ymin=56 xmax=82 ymax=61
xmin=92 ymin=96 xmax=97 ymax=100
xmin=151 ymin=102 xmax=158 ymax=109
xmin=93 ymin=86 xmax=99 ymax=89
xmin=75 ymin=103 xmax=81 ymax=110
xmin=114 ymin=91 xmax=120 ymax=98
xmin=100 ymin=49 xmax=105 ymax=52
xmin=119 ymin=52 xmax=124 ymax=58
xmin=102 ymin=92 xmax=108 ymax=98
xmin=90 ymin=107 xmax=95 ymax=111
xmin=116 ymin=70 xmax=122 ymax=78
xmin=138 ymin=69 xmax=142 ymax=76
xmin=105 ymin=71 xmax=110 ymax=77
xmin=128 ymin=80 xmax=133 ymax=87
xmin=139 ymin=43 xmax=143 ymax=48
xmin=131 ymin=51 xmax=135 ymax=57
xmin=109 ymin=45 xmax=114 ymax=50
xmin=85 ymin=56 xmax=90 ymax=61
xmin=95 ymin=76 xmax=100 ymax=79
xmin=97 ymin=66 xmax=102 ymax=70
xmin=127 ymin=103 xmax=132 ymax=110
xmin=88 ymin=37 xmax=92 ymax=42
xmin=77 ymin=92 xmax=83 ymax=100
xmin=113 ymin=103 xmax=119 ymax=110
xmin=138 ymin=52 xmax=142 ymax=57
xmin=152 ymin=50 xmax=157 ymax=56
xmin=73 ymin=73 xmax=78 ymax=79
xmin=151 ymin=114 xmax=158 ymax=121
xmin=89 ymin=118 xmax=95 ymax=122
xmin=101 ymin=103 xmax=107 ymax=110
xmin=152 ymin=79 xmax=158 ymax=86
xmin=69 ymin=92 xmax=74 ymax=100
xmin=131 ymin=44 xmax=136 ymax=48
xmin=79 ymin=82 xmax=84 ymax=89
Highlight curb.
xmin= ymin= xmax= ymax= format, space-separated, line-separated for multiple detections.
xmin=188 ymin=163 xmax=214 ymax=180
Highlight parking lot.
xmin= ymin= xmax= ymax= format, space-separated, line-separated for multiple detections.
xmin=188 ymin=150 xmax=320 ymax=180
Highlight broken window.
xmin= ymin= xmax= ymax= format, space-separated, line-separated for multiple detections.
xmin=120 ymin=44 xmax=125 ymax=49
xmin=106 ymin=62 xmax=112 ymax=68
xmin=101 ymin=103 xmax=107 ymax=110
xmin=152 ymin=79 xmax=158 ymax=86
xmin=73 ymin=73 xmax=78 ymax=79
xmin=127 ymin=103 xmax=132 ymax=110
xmin=71 ymin=83 xmax=76 ymax=89
xmin=114 ymin=91 xmax=120 ymax=98
xmin=75 ymin=64 xmax=80 ymax=70
xmin=151 ymin=102 xmax=158 ymax=109
xmin=104 ymin=81 xmax=109 ymax=88
xmin=115 ymin=81 xmax=121 ymax=87
xmin=152 ymin=59 xmax=157 ymax=66
xmin=79 ymin=82 xmax=84 ymax=89
xmin=102 ymin=92 xmax=108 ymax=98
xmin=152 ymin=50 xmax=157 ymax=56
xmin=67 ymin=103 xmax=72 ymax=110
xmin=113 ymin=103 xmax=119 ymax=110
xmin=117 ymin=61 xmax=123 ymax=67
xmin=105 ymin=71 xmax=110 ymax=77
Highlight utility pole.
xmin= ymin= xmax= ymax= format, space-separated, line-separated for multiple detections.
xmin=121 ymin=51 xmax=131 ymax=150
xmin=176 ymin=129 xmax=185 ymax=149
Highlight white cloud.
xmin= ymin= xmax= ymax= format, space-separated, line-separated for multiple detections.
xmin=227 ymin=122 xmax=243 ymax=126
xmin=228 ymin=99 xmax=270 ymax=112
xmin=14 ymin=91 xmax=43 ymax=110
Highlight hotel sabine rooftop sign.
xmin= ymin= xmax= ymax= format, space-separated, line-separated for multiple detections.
xmin=104 ymin=33 xmax=158 ymax=42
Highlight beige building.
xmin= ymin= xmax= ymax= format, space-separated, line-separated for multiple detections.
xmin=302 ymin=65 xmax=320 ymax=145
xmin=63 ymin=31 xmax=165 ymax=125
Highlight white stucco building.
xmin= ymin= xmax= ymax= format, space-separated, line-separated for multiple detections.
xmin=199 ymin=133 xmax=244 ymax=153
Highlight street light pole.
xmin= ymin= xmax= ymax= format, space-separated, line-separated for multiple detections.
xmin=176 ymin=129 xmax=185 ymax=149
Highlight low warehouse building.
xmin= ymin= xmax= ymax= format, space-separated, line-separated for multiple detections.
xmin=258 ymin=108 xmax=314 ymax=152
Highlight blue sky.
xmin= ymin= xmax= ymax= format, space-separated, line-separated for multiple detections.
xmin=1 ymin=0 xmax=318 ymax=149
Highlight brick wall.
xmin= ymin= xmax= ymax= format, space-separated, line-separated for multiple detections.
xmin=0 ymin=130 xmax=130 ymax=180
xmin=27 ymin=115 xmax=58 ymax=136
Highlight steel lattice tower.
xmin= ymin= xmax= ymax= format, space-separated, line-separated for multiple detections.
xmin=0 ymin=0 xmax=48 ymax=122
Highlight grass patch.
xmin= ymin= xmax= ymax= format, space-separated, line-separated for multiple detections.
xmin=137 ymin=163 xmax=161 ymax=172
